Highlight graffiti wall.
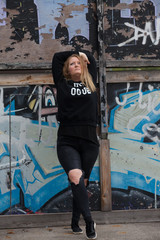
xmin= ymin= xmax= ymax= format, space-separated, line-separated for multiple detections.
xmin=0 ymin=85 xmax=100 ymax=215
xmin=0 ymin=0 xmax=97 ymax=65
xmin=104 ymin=0 xmax=160 ymax=61
xmin=1 ymin=0 xmax=160 ymax=214
xmin=108 ymin=82 xmax=160 ymax=209
xmin=1 ymin=0 xmax=159 ymax=64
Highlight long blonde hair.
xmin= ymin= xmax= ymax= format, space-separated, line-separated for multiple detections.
xmin=63 ymin=54 xmax=96 ymax=92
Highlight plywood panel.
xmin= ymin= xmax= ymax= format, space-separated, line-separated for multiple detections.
xmin=106 ymin=70 xmax=160 ymax=83
xmin=0 ymin=73 xmax=53 ymax=85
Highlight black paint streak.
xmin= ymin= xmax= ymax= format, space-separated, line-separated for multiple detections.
xmin=55 ymin=0 xmax=98 ymax=54
xmin=41 ymin=183 xmax=100 ymax=213
xmin=6 ymin=0 xmax=39 ymax=44
xmin=5 ymin=47 xmax=14 ymax=52
xmin=112 ymin=188 xmax=160 ymax=210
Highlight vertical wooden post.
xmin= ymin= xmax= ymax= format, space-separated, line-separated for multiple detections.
xmin=97 ymin=0 xmax=112 ymax=211
xmin=97 ymin=0 xmax=108 ymax=137
xmin=99 ymin=139 xmax=112 ymax=211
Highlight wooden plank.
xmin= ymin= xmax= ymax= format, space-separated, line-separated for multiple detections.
xmin=106 ymin=60 xmax=160 ymax=68
xmin=97 ymin=0 xmax=108 ymax=137
xmin=1 ymin=208 xmax=160 ymax=229
xmin=99 ymin=139 xmax=112 ymax=211
xmin=0 ymin=63 xmax=52 ymax=70
xmin=106 ymin=70 xmax=160 ymax=83
xmin=0 ymin=73 xmax=53 ymax=85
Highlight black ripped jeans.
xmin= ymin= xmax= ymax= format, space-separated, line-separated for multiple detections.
xmin=57 ymin=135 xmax=99 ymax=222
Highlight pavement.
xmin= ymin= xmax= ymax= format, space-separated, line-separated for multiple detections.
xmin=1 ymin=210 xmax=160 ymax=240
xmin=1 ymin=222 xmax=160 ymax=240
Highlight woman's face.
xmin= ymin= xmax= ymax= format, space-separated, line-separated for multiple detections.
xmin=68 ymin=56 xmax=82 ymax=81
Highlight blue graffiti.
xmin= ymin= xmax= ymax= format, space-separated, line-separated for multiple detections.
xmin=108 ymin=85 xmax=160 ymax=200
xmin=111 ymin=171 xmax=159 ymax=195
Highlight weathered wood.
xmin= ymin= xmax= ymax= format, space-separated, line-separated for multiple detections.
xmin=97 ymin=0 xmax=108 ymax=137
xmin=106 ymin=70 xmax=160 ymax=83
xmin=0 ymin=69 xmax=159 ymax=85
xmin=99 ymin=139 xmax=112 ymax=211
xmin=0 ymin=73 xmax=53 ymax=85
xmin=0 ymin=61 xmax=99 ymax=71
xmin=0 ymin=63 xmax=52 ymax=70
xmin=1 ymin=209 xmax=160 ymax=229
xmin=106 ymin=60 xmax=160 ymax=68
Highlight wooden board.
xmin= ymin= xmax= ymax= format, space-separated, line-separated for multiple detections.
xmin=0 ymin=72 xmax=53 ymax=85
xmin=106 ymin=70 xmax=160 ymax=83
xmin=99 ymin=139 xmax=112 ymax=211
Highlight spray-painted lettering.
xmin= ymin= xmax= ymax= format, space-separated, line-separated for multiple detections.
xmin=118 ymin=18 xmax=160 ymax=47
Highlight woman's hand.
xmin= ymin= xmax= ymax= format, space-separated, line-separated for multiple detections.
xmin=79 ymin=52 xmax=90 ymax=65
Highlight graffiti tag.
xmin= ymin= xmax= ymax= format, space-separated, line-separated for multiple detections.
xmin=116 ymin=83 xmax=159 ymax=113
xmin=118 ymin=18 xmax=160 ymax=47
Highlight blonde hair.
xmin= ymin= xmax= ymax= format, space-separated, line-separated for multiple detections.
xmin=63 ymin=54 xmax=96 ymax=92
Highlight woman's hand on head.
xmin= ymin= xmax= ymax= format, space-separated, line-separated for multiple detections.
xmin=79 ymin=52 xmax=90 ymax=65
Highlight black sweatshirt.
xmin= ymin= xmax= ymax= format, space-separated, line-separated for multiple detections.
xmin=52 ymin=51 xmax=99 ymax=145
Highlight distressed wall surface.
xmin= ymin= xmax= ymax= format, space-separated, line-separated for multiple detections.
xmin=0 ymin=84 xmax=100 ymax=215
xmin=0 ymin=0 xmax=97 ymax=66
xmin=103 ymin=0 xmax=160 ymax=65
xmin=1 ymin=0 xmax=160 ymax=214
xmin=104 ymin=0 xmax=160 ymax=210
xmin=108 ymin=82 xmax=160 ymax=209
xmin=0 ymin=0 xmax=100 ymax=215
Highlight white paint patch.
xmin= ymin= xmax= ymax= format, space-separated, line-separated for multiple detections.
xmin=0 ymin=0 xmax=6 ymax=26
xmin=34 ymin=0 xmax=89 ymax=43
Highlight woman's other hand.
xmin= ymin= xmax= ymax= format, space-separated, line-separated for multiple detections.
xmin=79 ymin=52 xmax=90 ymax=65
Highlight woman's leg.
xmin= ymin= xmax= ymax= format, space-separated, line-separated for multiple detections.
xmin=80 ymin=139 xmax=99 ymax=181
xmin=69 ymin=169 xmax=97 ymax=239
xmin=68 ymin=169 xmax=92 ymax=222
xmin=57 ymin=137 xmax=98 ymax=239
xmin=79 ymin=139 xmax=99 ymax=239
xmin=57 ymin=138 xmax=82 ymax=226
xmin=71 ymin=197 xmax=83 ymax=234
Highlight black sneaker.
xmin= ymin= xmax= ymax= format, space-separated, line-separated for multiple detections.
xmin=86 ymin=221 xmax=97 ymax=239
xmin=71 ymin=219 xmax=83 ymax=234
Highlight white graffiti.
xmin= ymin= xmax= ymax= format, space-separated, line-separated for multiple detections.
xmin=142 ymin=123 xmax=160 ymax=143
xmin=127 ymin=117 xmax=160 ymax=145
xmin=116 ymin=83 xmax=160 ymax=113
xmin=137 ymin=83 xmax=160 ymax=113
xmin=127 ymin=115 xmax=150 ymax=138
xmin=0 ymin=158 xmax=31 ymax=170
xmin=115 ymin=83 xmax=160 ymax=144
xmin=115 ymin=83 xmax=130 ymax=105
xmin=118 ymin=18 xmax=160 ymax=47
xmin=0 ymin=0 xmax=6 ymax=26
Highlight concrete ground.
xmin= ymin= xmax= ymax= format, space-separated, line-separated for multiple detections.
xmin=1 ymin=222 xmax=160 ymax=240
xmin=1 ymin=210 xmax=160 ymax=240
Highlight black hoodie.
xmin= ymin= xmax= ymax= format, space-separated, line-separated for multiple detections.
xmin=52 ymin=51 xmax=98 ymax=145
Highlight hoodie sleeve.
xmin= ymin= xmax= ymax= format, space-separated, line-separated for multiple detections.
xmin=85 ymin=52 xmax=97 ymax=85
xmin=52 ymin=51 xmax=78 ymax=86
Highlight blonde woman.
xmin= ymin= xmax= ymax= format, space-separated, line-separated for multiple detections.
xmin=52 ymin=51 xmax=99 ymax=240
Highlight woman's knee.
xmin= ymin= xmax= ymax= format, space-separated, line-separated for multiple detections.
xmin=68 ymin=169 xmax=83 ymax=185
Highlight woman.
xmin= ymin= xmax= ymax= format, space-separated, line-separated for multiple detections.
xmin=52 ymin=50 xmax=99 ymax=240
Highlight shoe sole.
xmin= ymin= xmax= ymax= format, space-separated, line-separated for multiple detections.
xmin=86 ymin=223 xmax=97 ymax=239
xmin=72 ymin=230 xmax=83 ymax=235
